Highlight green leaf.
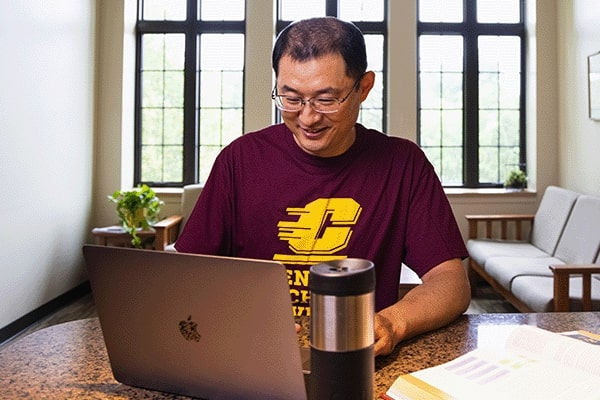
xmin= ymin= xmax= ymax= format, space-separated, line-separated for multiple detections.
xmin=106 ymin=184 xmax=164 ymax=248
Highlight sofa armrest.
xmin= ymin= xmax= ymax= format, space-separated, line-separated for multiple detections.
xmin=549 ymin=264 xmax=600 ymax=312
xmin=465 ymin=214 xmax=535 ymax=240
xmin=153 ymin=215 xmax=183 ymax=251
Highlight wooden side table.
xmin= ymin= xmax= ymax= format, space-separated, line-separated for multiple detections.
xmin=91 ymin=225 xmax=156 ymax=249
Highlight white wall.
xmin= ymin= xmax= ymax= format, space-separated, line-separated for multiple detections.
xmin=93 ymin=0 xmax=138 ymax=228
xmin=0 ymin=1 xmax=95 ymax=329
xmin=557 ymin=0 xmax=600 ymax=196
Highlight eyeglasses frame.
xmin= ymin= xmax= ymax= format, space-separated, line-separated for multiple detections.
xmin=271 ymin=75 xmax=364 ymax=114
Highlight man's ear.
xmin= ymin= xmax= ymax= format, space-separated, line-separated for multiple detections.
xmin=359 ymin=71 xmax=376 ymax=102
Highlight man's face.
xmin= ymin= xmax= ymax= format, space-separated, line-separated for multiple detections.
xmin=275 ymin=53 xmax=373 ymax=158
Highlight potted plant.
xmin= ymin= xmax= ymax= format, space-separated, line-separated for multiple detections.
xmin=504 ymin=169 xmax=527 ymax=190
xmin=107 ymin=184 xmax=164 ymax=247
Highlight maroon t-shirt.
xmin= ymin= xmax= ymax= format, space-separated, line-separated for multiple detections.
xmin=176 ymin=123 xmax=467 ymax=316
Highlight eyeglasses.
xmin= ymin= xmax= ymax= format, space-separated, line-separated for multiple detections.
xmin=271 ymin=76 xmax=363 ymax=114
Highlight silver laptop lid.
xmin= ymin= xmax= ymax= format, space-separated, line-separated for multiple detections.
xmin=83 ymin=245 xmax=307 ymax=400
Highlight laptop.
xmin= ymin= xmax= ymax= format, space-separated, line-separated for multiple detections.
xmin=82 ymin=245 xmax=308 ymax=400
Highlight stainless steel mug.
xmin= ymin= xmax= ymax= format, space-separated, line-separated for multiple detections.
xmin=309 ymin=258 xmax=375 ymax=400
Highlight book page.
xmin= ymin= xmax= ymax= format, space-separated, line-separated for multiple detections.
xmin=385 ymin=347 xmax=600 ymax=399
xmin=383 ymin=326 xmax=600 ymax=400
xmin=503 ymin=325 xmax=600 ymax=377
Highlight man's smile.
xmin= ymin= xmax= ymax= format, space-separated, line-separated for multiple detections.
xmin=299 ymin=126 xmax=327 ymax=138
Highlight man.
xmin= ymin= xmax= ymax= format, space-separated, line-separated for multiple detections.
xmin=176 ymin=17 xmax=470 ymax=356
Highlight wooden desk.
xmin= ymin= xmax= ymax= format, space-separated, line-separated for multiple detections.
xmin=1 ymin=313 xmax=599 ymax=399
xmin=92 ymin=225 xmax=156 ymax=248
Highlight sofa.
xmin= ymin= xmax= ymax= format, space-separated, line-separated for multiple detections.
xmin=153 ymin=183 xmax=204 ymax=251
xmin=466 ymin=186 xmax=600 ymax=312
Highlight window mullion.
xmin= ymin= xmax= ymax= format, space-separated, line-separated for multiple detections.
xmin=134 ymin=32 xmax=144 ymax=185
xmin=519 ymin=35 xmax=527 ymax=176
xmin=464 ymin=1 xmax=478 ymax=188
xmin=181 ymin=0 xmax=198 ymax=185
xmin=182 ymin=27 xmax=198 ymax=185
xmin=326 ymin=0 xmax=338 ymax=16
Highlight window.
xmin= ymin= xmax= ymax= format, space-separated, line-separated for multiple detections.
xmin=417 ymin=0 xmax=525 ymax=188
xmin=135 ymin=0 xmax=386 ymax=186
xmin=276 ymin=0 xmax=387 ymax=132
xmin=135 ymin=0 xmax=245 ymax=186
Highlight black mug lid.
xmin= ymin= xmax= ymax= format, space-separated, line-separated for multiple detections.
xmin=309 ymin=259 xmax=375 ymax=296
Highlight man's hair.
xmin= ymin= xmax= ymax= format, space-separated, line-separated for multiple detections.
xmin=272 ymin=17 xmax=367 ymax=80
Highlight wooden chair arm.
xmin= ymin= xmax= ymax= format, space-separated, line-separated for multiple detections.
xmin=549 ymin=264 xmax=600 ymax=312
xmin=152 ymin=215 xmax=183 ymax=251
xmin=465 ymin=214 xmax=535 ymax=240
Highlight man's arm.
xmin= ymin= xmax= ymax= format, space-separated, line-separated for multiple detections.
xmin=374 ymin=258 xmax=471 ymax=356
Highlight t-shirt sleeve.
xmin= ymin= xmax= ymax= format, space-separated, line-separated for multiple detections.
xmin=402 ymin=147 xmax=468 ymax=275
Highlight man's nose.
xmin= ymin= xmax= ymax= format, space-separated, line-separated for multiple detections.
xmin=298 ymin=101 xmax=322 ymax=123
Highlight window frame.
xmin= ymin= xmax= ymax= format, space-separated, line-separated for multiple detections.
xmin=417 ymin=0 xmax=527 ymax=188
xmin=134 ymin=0 xmax=246 ymax=187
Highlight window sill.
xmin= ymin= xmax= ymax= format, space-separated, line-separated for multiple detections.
xmin=152 ymin=187 xmax=537 ymax=197
xmin=444 ymin=188 xmax=536 ymax=197
xmin=152 ymin=187 xmax=184 ymax=195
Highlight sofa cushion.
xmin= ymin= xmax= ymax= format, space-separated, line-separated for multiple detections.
xmin=181 ymin=184 xmax=203 ymax=227
xmin=467 ymin=240 xmax=549 ymax=270
xmin=484 ymin=256 xmax=563 ymax=290
xmin=511 ymin=274 xmax=600 ymax=312
xmin=553 ymin=195 xmax=600 ymax=264
xmin=529 ymin=186 xmax=579 ymax=255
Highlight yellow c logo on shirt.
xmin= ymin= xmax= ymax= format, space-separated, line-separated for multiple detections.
xmin=273 ymin=198 xmax=361 ymax=265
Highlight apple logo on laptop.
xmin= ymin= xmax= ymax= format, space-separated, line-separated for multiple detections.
xmin=179 ymin=315 xmax=201 ymax=342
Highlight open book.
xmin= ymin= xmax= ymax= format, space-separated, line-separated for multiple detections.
xmin=380 ymin=326 xmax=600 ymax=400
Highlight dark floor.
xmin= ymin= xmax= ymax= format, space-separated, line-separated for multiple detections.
xmin=0 ymin=292 xmax=98 ymax=350
xmin=465 ymin=283 xmax=519 ymax=314
xmin=0 ymin=282 xmax=516 ymax=350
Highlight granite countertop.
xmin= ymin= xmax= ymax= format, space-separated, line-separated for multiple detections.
xmin=0 ymin=313 xmax=599 ymax=399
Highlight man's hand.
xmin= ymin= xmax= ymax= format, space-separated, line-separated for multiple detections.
xmin=374 ymin=304 xmax=408 ymax=356
xmin=374 ymin=313 xmax=399 ymax=356
xmin=373 ymin=259 xmax=470 ymax=357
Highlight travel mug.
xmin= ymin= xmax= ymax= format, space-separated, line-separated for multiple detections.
xmin=309 ymin=258 xmax=375 ymax=400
